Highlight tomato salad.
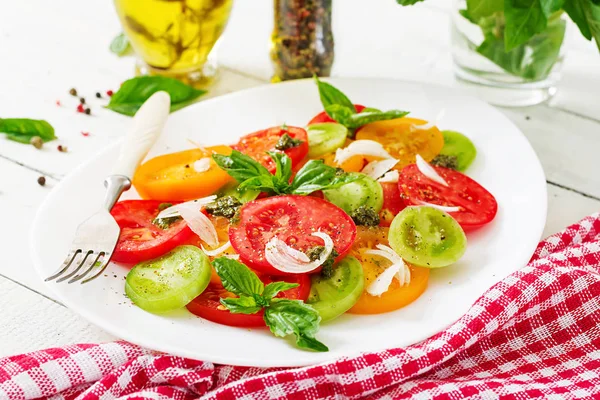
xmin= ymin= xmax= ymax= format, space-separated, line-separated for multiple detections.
xmin=112 ymin=78 xmax=497 ymax=352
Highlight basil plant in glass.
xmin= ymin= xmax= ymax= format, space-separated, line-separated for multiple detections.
xmin=397 ymin=0 xmax=600 ymax=106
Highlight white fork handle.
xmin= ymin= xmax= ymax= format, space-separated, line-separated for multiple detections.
xmin=111 ymin=91 xmax=171 ymax=178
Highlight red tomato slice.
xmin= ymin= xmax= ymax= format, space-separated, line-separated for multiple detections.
xmin=308 ymin=104 xmax=366 ymax=125
xmin=111 ymin=200 xmax=194 ymax=264
xmin=229 ymin=195 xmax=357 ymax=275
xmin=232 ymin=126 xmax=309 ymax=173
xmin=379 ymin=182 xmax=407 ymax=227
xmin=186 ymin=274 xmax=311 ymax=327
xmin=398 ymin=164 xmax=498 ymax=230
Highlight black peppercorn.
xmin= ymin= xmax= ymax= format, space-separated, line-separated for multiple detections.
xmin=95 ymin=92 xmax=102 ymax=98
xmin=37 ymin=176 xmax=46 ymax=186
xmin=80 ymin=97 xmax=86 ymax=104
xmin=69 ymin=88 xmax=77 ymax=96
xmin=85 ymin=108 xmax=91 ymax=115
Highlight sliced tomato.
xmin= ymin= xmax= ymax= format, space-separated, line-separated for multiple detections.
xmin=133 ymin=146 xmax=233 ymax=202
xmin=379 ymin=182 xmax=407 ymax=227
xmin=229 ymin=195 xmax=357 ymax=275
xmin=186 ymin=274 xmax=311 ymax=327
xmin=232 ymin=126 xmax=309 ymax=173
xmin=308 ymin=104 xmax=366 ymax=125
xmin=348 ymin=226 xmax=429 ymax=314
xmin=398 ymin=164 xmax=498 ymax=230
xmin=111 ymin=200 xmax=194 ymax=264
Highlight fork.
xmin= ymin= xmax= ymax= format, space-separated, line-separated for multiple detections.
xmin=45 ymin=91 xmax=171 ymax=284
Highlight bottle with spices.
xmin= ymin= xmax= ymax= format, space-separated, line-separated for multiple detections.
xmin=270 ymin=0 xmax=334 ymax=82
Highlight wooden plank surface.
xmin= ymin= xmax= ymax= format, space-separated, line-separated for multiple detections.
xmin=1 ymin=0 xmax=599 ymax=357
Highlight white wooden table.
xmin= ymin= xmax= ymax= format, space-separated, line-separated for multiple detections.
xmin=1 ymin=0 xmax=599 ymax=357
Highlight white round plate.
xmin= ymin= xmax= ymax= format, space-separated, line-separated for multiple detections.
xmin=31 ymin=78 xmax=546 ymax=367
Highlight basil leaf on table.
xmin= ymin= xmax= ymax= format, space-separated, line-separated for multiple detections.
xmin=264 ymin=299 xmax=329 ymax=352
xmin=396 ymin=0 xmax=426 ymax=5
xmin=110 ymin=33 xmax=132 ymax=56
xmin=106 ymin=76 xmax=206 ymax=116
xmin=504 ymin=0 xmax=548 ymax=51
xmin=314 ymin=76 xmax=356 ymax=114
xmin=212 ymin=257 xmax=264 ymax=296
xmin=0 ymin=118 xmax=56 ymax=144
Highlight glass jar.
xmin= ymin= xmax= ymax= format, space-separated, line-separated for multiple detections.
xmin=271 ymin=0 xmax=334 ymax=82
xmin=114 ymin=0 xmax=233 ymax=88
xmin=451 ymin=0 xmax=568 ymax=106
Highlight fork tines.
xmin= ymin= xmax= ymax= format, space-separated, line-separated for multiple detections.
xmin=45 ymin=249 xmax=111 ymax=284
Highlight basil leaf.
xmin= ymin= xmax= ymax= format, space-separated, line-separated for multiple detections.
xmin=314 ymin=76 xmax=356 ymax=114
xmin=212 ymin=257 xmax=264 ymax=297
xmin=0 ymin=119 xmax=56 ymax=144
xmin=263 ymin=282 xmax=300 ymax=299
xmin=290 ymin=159 xmax=359 ymax=195
xmin=504 ymin=0 xmax=548 ymax=51
xmin=267 ymin=151 xmax=293 ymax=189
xmin=213 ymin=150 xmax=272 ymax=184
xmin=477 ymin=17 xmax=566 ymax=80
xmin=324 ymin=104 xmax=355 ymax=126
xmin=220 ymin=296 xmax=263 ymax=314
xmin=396 ymin=0 xmax=426 ymax=5
xmin=110 ymin=33 xmax=132 ymax=56
xmin=466 ymin=0 xmax=503 ymax=20
xmin=106 ymin=76 xmax=206 ymax=116
xmin=346 ymin=109 xmax=410 ymax=129
xmin=565 ymin=0 xmax=593 ymax=39
xmin=263 ymin=299 xmax=328 ymax=352
xmin=578 ymin=0 xmax=600 ymax=51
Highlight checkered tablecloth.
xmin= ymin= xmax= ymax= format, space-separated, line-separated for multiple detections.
xmin=2 ymin=213 xmax=600 ymax=399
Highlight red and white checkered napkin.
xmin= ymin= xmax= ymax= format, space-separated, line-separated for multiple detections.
xmin=2 ymin=214 xmax=600 ymax=400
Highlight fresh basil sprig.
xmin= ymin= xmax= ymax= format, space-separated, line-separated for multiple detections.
xmin=314 ymin=76 xmax=409 ymax=136
xmin=106 ymin=76 xmax=206 ymax=116
xmin=110 ymin=33 xmax=132 ymax=57
xmin=212 ymin=257 xmax=328 ymax=352
xmin=213 ymin=150 xmax=359 ymax=196
xmin=0 ymin=118 xmax=56 ymax=144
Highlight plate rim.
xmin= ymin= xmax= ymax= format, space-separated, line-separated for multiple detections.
xmin=30 ymin=77 xmax=547 ymax=367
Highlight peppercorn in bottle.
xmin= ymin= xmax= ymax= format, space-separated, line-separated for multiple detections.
xmin=271 ymin=0 xmax=334 ymax=81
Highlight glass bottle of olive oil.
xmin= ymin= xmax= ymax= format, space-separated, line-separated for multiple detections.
xmin=114 ymin=0 xmax=233 ymax=87
xmin=271 ymin=0 xmax=334 ymax=82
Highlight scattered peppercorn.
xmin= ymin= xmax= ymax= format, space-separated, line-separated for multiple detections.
xmin=79 ymin=97 xmax=86 ymax=104
xmin=77 ymin=104 xmax=85 ymax=113
xmin=37 ymin=176 xmax=46 ymax=186
xmin=351 ymin=206 xmax=380 ymax=226
xmin=69 ymin=88 xmax=78 ymax=96
xmin=96 ymin=92 xmax=102 ymax=98
xmin=85 ymin=108 xmax=91 ymax=115
xmin=57 ymin=145 xmax=67 ymax=152
xmin=205 ymin=196 xmax=242 ymax=220
xmin=107 ymin=90 xmax=114 ymax=97
xmin=30 ymin=136 xmax=43 ymax=149
xmin=274 ymin=133 xmax=303 ymax=151
xmin=430 ymin=154 xmax=459 ymax=170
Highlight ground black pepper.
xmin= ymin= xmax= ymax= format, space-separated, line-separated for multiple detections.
xmin=271 ymin=0 xmax=334 ymax=81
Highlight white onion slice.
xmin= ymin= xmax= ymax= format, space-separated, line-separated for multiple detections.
xmin=411 ymin=109 xmax=446 ymax=131
xmin=378 ymin=170 xmax=399 ymax=183
xmin=265 ymin=232 xmax=334 ymax=274
xmin=335 ymin=140 xmax=393 ymax=164
xmin=201 ymin=241 xmax=232 ymax=257
xmin=155 ymin=196 xmax=218 ymax=247
xmin=415 ymin=200 xmax=461 ymax=213
xmin=193 ymin=158 xmax=211 ymax=173
xmin=224 ymin=254 xmax=240 ymax=260
xmin=361 ymin=158 xmax=398 ymax=180
xmin=416 ymin=154 xmax=449 ymax=187
xmin=364 ymin=244 xmax=410 ymax=296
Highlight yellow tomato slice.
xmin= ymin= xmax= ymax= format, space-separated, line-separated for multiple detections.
xmin=348 ymin=226 xmax=429 ymax=314
xmin=355 ymin=117 xmax=444 ymax=169
xmin=321 ymin=139 xmax=366 ymax=172
xmin=133 ymin=145 xmax=233 ymax=201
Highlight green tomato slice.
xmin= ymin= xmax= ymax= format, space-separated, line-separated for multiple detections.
xmin=323 ymin=173 xmax=384 ymax=214
xmin=440 ymin=130 xmax=477 ymax=171
xmin=389 ymin=206 xmax=466 ymax=268
xmin=306 ymin=123 xmax=348 ymax=158
xmin=125 ymin=245 xmax=212 ymax=313
xmin=307 ymin=256 xmax=364 ymax=322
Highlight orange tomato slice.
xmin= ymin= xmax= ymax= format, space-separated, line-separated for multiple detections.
xmin=348 ymin=226 xmax=429 ymax=314
xmin=321 ymin=139 xmax=367 ymax=172
xmin=133 ymin=145 xmax=233 ymax=202
xmin=355 ymin=117 xmax=444 ymax=169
